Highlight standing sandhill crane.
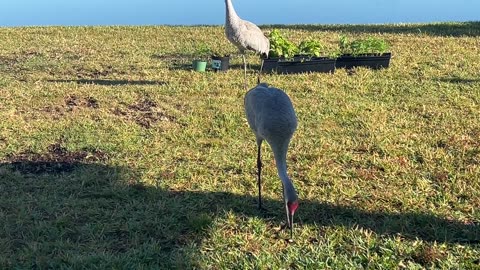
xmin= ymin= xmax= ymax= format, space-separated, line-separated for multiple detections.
xmin=244 ymin=83 xmax=299 ymax=238
xmin=224 ymin=0 xmax=270 ymax=90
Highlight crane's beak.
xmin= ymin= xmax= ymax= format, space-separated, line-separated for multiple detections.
xmin=285 ymin=200 xmax=298 ymax=240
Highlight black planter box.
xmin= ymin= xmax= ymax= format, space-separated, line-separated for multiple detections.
xmin=336 ymin=53 xmax=391 ymax=69
xmin=211 ymin=55 xmax=230 ymax=72
xmin=263 ymin=56 xmax=336 ymax=74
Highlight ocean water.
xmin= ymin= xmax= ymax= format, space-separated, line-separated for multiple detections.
xmin=0 ymin=0 xmax=478 ymax=26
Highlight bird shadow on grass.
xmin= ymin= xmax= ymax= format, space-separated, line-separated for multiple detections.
xmin=168 ymin=62 xmax=194 ymax=71
xmin=46 ymin=79 xmax=168 ymax=86
xmin=229 ymin=63 xmax=262 ymax=70
xmin=1 ymin=148 xmax=479 ymax=268
xmin=166 ymin=62 xmax=262 ymax=72
xmin=152 ymin=53 xmax=196 ymax=71
xmin=151 ymin=53 xmax=194 ymax=61
xmin=264 ymin=21 xmax=480 ymax=37
xmin=437 ymin=77 xmax=480 ymax=84
xmin=153 ymin=53 xmax=263 ymax=72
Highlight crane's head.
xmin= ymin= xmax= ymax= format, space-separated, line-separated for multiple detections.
xmin=287 ymin=200 xmax=299 ymax=216
xmin=285 ymin=199 xmax=299 ymax=239
xmin=283 ymin=180 xmax=298 ymax=239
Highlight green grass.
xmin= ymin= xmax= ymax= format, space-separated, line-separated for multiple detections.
xmin=1 ymin=22 xmax=479 ymax=269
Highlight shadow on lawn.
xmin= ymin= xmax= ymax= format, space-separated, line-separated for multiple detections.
xmin=47 ymin=79 xmax=168 ymax=86
xmin=265 ymin=21 xmax=480 ymax=37
xmin=166 ymin=61 xmax=262 ymax=72
xmin=437 ymin=77 xmax=480 ymax=84
xmin=1 ymin=149 xmax=479 ymax=267
xmin=229 ymin=63 xmax=262 ymax=70
xmin=153 ymin=53 xmax=263 ymax=72
xmin=152 ymin=53 xmax=197 ymax=71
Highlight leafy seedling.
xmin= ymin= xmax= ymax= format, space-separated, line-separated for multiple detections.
xmin=268 ymin=29 xmax=299 ymax=59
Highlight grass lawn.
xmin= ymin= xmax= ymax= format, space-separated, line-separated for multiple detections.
xmin=1 ymin=22 xmax=479 ymax=269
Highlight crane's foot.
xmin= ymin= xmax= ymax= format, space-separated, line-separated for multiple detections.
xmin=279 ymin=222 xmax=289 ymax=230
xmin=275 ymin=222 xmax=294 ymax=243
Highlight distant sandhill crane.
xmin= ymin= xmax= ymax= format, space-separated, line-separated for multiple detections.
xmin=224 ymin=0 xmax=270 ymax=90
xmin=244 ymin=83 xmax=299 ymax=238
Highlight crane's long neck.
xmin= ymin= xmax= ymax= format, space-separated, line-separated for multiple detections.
xmin=225 ymin=0 xmax=239 ymax=24
xmin=272 ymin=142 xmax=298 ymax=202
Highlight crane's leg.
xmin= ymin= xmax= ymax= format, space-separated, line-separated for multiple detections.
xmin=257 ymin=59 xmax=265 ymax=84
xmin=256 ymin=140 xmax=263 ymax=210
xmin=242 ymin=54 xmax=248 ymax=91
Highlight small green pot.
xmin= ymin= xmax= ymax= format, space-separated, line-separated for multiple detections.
xmin=193 ymin=60 xmax=207 ymax=72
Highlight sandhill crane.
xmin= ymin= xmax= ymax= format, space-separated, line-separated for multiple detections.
xmin=244 ymin=83 xmax=299 ymax=238
xmin=224 ymin=0 xmax=270 ymax=90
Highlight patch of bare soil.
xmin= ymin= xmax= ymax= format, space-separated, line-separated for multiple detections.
xmin=0 ymin=51 xmax=43 ymax=65
xmin=6 ymin=142 xmax=108 ymax=174
xmin=113 ymin=98 xmax=176 ymax=129
xmin=0 ymin=55 xmax=17 ymax=68
xmin=39 ymin=95 xmax=99 ymax=119
xmin=40 ymin=105 xmax=65 ymax=120
xmin=411 ymin=245 xmax=446 ymax=267
xmin=65 ymin=95 xmax=99 ymax=110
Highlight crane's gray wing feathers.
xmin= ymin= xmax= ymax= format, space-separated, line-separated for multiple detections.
xmin=244 ymin=85 xmax=297 ymax=146
xmin=236 ymin=20 xmax=270 ymax=55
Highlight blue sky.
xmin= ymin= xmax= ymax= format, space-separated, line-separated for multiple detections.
xmin=0 ymin=0 xmax=478 ymax=26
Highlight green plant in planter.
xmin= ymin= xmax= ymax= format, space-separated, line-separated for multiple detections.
xmin=298 ymin=39 xmax=339 ymax=59
xmin=268 ymin=29 xmax=298 ymax=59
xmin=339 ymin=35 xmax=389 ymax=56
xmin=264 ymin=30 xmax=338 ymax=73
xmin=298 ymin=39 xmax=324 ymax=58
xmin=195 ymin=42 xmax=212 ymax=60
xmin=268 ymin=30 xmax=338 ymax=59
xmin=211 ymin=48 xmax=231 ymax=58
xmin=193 ymin=42 xmax=211 ymax=72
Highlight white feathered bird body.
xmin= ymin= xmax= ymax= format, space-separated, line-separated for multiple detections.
xmin=225 ymin=0 xmax=270 ymax=56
